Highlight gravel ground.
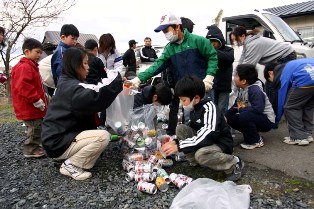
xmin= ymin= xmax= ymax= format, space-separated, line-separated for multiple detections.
xmin=0 ymin=122 xmax=313 ymax=209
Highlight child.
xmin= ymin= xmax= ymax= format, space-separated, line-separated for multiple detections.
xmin=133 ymin=83 xmax=172 ymax=109
xmin=51 ymin=24 xmax=79 ymax=86
xmin=11 ymin=38 xmax=47 ymax=158
xmin=225 ymin=64 xmax=275 ymax=150
xmin=41 ymin=48 xmax=122 ymax=180
xmin=84 ymin=39 xmax=107 ymax=85
xmin=162 ymin=75 xmax=244 ymax=182
xmin=264 ymin=59 xmax=314 ymax=146
xmin=206 ymin=25 xmax=234 ymax=115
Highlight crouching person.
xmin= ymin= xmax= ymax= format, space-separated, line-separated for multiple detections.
xmin=162 ymin=75 xmax=244 ymax=181
xmin=264 ymin=58 xmax=314 ymax=146
xmin=41 ymin=48 xmax=123 ymax=180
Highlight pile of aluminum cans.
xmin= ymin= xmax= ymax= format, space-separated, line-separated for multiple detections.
xmin=119 ymin=122 xmax=193 ymax=194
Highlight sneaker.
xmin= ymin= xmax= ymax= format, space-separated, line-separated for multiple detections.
xmin=60 ymin=163 xmax=92 ymax=180
xmin=240 ymin=138 xmax=264 ymax=150
xmin=284 ymin=136 xmax=313 ymax=143
xmin=283 ymin=137 xmax=309 ymax=146
xmin=24 ymin=147 xmax=45 ymax=158
xmin=227 ymin=157 xmax=244 ymax=181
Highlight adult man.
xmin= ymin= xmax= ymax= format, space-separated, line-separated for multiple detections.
xmin=139 ymin=37 xmax=158 ymax=62
xmin=130 ymin=12 xmax=218 ymax=135
xmin=123 ymin=40 xmax=138 ymax=78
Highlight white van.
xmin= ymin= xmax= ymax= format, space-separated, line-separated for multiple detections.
xmin=220 ymin=9 xmax=314 ymax=58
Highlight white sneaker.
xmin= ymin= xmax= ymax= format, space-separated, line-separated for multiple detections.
xmin=240 ymin=138 xmax=264 ymax=150
xmin=284 ymin=136 xmax=312 ymax=144
xmin=283 ymin=137 xmax=309 ymax=146
xmin=60 ymin=163 xmax=92 ymax=180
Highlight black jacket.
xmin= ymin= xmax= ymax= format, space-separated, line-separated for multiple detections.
xmin=178 ymin=98 xmax=234 ymax=154
xmin=123 ymin=48 xmax=136 ymax=73
xmin=206 ymin=25 xmax=234 ymax=92
xmin=85 ymin=55 xmax=107 ymax=85
xmin=41 ymin=73 xmax=123 ymax=158
xmin=140 ymin=46 xmax=158 ymax=62
xmin=133 ymin=85 xmax=155 ymax=109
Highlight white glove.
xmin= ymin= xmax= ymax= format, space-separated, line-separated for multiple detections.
xmin=33 ymin=99 xmax=45 ymax=111
xmin=130 ymin=77 xmax=141 ymax=89
xmin=203 ymin=75 xmax=214 ymax=92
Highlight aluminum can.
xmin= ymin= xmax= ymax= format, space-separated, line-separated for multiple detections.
xmin=137 ymin=181 xmax=157 ymax=194
xmin=126 ymin=153 xmax=144 ymax=162
xmin=136 ymin=137 xmax=145 ymax=147
xmin=134 ymin=172 xmax=153 ymax=182
xmin=137 ymin=122 xmax=146 ymax=131
xmin=134 ymin=162 xmax=153 ymax=173
xmin=155 ymin=177 xmax=169 ymax=192
xmin=158 ymin=158 xmax=173 ymax=168
xmin=169 ymin=173 xmax=187 ymax=189
xmin=156 ymin=168 xmax=171 ymax=184
xmin=178 ymin=174 xmax=193 ymax=184
xmin=148 ymin=155 xmax=158 ymax=165
xmin=114 ymin=121 xmax=126 ymax=135
xmin=125 ymin=170 xmax=135 ymax=182
xmin=122 ymin=159 xmax=134 ymax=172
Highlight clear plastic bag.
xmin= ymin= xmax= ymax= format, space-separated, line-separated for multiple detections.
xmin=106 ymin=87 xmax=134 ymax=133
xmin=170 ymin=178 xmax=252 ymax=209
xmin=128 ymin=104 xmax=158 ymax=130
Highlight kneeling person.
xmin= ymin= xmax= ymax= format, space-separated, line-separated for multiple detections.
xmin=162 ymin=75 xmax=243 ymax=181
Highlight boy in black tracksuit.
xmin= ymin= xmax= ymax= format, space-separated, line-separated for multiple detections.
xmin=162 ymin=75 xmax=244 ymax=181
xmin=206 ymin=25 xmax=234 ymax=115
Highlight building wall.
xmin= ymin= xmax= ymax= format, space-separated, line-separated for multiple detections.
xmin=283 ymin=15 xmax=314 ymax=30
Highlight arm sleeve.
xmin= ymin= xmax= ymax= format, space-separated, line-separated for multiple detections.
xmin=197 ymin=38 xmax=218 ymax=76
xmin=72 ymin=73 xmax=123 ymax=112
xmin=239 ymin=86 xmax=265 ymax=114
xmin=113 ymin=50 xmax=124 ymax=72
xmin=140 ymin=48 xmax=150 ymax=62
xmin=18 ymin=67 xmax=42 ymax=103
xmin=239 ymin=41 xmax=262 ymax=65
xmin=179 ymin=102 xmax=218 ymax=153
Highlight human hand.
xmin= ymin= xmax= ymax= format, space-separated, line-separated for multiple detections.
xmin=129 ymin=77 xmax=141 ymax=89
xmin=33 ymin=99 xmax=45 ymax=111
xmin=203 ymin=75 xmax=214 ymax=92
xmin=162 ymin=141 xmax=178 ymax=156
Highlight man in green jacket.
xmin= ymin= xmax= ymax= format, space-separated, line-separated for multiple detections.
xmin=130 ymin=12 xmax=218 ymax=135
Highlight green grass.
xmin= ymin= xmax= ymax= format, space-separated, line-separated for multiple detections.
xmin=0 ymin=104 xmax=17 ymax=124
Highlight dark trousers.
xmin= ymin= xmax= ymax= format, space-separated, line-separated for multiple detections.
xmin=225 ymin=110 xmax=273 ymax=144
xmin=166 ymin=96 xmax=180 ymax=135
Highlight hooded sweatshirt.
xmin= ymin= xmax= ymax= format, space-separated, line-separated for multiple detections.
xmin=239 ymin=34 xmax=294 ymax=65
xmin=206 ymin=25 xmax=234 ymax=92
xmin=235 ymin=80 xmax=275 ymax=123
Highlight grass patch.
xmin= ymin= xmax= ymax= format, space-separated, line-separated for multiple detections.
xmin=0 ymin=104 xmax=17 ymax=124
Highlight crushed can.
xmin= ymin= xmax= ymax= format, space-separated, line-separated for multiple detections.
xmin=114 ymin=121 xmax=126 ymax=136
xmin=155 ymin=177 xmax=169 ymax=192
xmin=156 ymin=168 xmax=171 ymax=184
xmin=135 ymin=173 xmax=153 ymax=182
xmin=134 ymin=162 xmax=153 ymax=173
xmin=122 ymin=137 xmax=136 ymax=149
xmin=178 ymin=174 xmax=193 ymax=184
xmin=137 ymin=181 xmax=157 ymax=194
xmin=169 ymin=173 xmax=187 ymax=189
xmin=158 ymin=158 xmax=174 ymax=168
xmin=122 ymin=159 xmax=134 ymax=172
xmin=148 ymin=155 xmax=159 ymax=165
xmin=126 ymin=153 xmax=144 ymax=162
xmin=125 ymin=170 xmax=136 ymax=182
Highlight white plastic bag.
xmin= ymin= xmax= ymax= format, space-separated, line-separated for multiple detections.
xmin=170 ymin=178 xmax=252 ymax=209
xmin=128 ymin=104 xmax=157 ymax=130
xmin=106 ymin=87 xmax=134 ymax=133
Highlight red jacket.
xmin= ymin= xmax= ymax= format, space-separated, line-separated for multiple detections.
xmin=11 ymin=57 xmax=47 ymax=120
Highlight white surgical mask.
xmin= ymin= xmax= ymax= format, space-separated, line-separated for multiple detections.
xmin=183 ymin=98 xmax=194 ymax=112
xmin=165 ymin=31 xmax=178 ymax=43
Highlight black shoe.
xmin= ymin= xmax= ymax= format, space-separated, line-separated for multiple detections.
xmin=226 ymin=157 xmax=244 ymax=181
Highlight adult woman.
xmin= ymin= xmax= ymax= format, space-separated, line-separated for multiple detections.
xmin=42 ymin=48 xmax=122 ymax=180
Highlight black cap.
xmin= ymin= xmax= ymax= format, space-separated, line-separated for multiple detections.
xmin=129 ymin=40 xmax=138 ymax=45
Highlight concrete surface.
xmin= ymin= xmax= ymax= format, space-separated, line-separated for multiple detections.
xmin=233 ymin=121 xmax=314 ymax=182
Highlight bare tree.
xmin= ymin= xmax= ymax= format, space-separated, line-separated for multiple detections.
xmin=0 ymin=0 xmax=77 ymax=102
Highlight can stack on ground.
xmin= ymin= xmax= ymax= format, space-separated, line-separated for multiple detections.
xmin=119 ymin=122 xmax=193 ymax=194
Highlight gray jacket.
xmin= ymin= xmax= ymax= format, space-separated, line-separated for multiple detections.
xmin=239 ymin=34 xmax=294 ymax=65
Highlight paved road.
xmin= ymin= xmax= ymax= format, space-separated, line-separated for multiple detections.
xmin=233 ymin=121 xmax=314 ymax=182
